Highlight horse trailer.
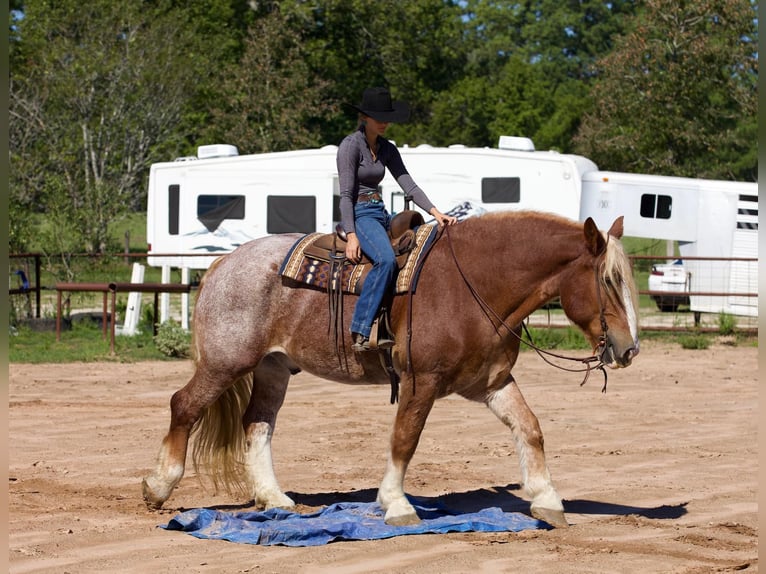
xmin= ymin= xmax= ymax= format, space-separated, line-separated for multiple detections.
xmin=580 ymin=171 xmax=758 ymax=317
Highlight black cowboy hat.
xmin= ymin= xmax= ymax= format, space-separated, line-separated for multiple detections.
xmin=349 ymin=86 xmax=410 ymax=123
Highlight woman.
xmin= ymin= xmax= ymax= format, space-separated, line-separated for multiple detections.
xmin=337 ymin=86 xmax=457 ymax=352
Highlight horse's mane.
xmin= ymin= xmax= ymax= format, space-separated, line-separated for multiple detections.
xmin=602 ymin=233 xmax=639 ymax=317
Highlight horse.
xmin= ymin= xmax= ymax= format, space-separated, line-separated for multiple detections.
xmin=142 ymin=211 xmax=639 ymax=529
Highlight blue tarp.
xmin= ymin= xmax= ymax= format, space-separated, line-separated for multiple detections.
xmin=162 ymin=499 xmax=548 ymax=546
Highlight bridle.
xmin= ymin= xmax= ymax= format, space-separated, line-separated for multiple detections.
xmin=406 ymin=224 xmax=613 ymax=392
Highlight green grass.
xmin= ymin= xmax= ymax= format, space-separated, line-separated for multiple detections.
xmin=26 ymin=210 xmax=148 ymax=254
xmin=521 ymin=325 xmax=589 ymax=351
xmin=9 ymin=318 xmax=183 ymax=363
xmin=637 ymin=329 xmax=757 ymax=347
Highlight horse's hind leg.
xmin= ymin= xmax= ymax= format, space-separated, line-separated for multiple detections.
xmin=242 ymin=354 xmax=295 ymax=509
xmin=486 ymin=377 xmax=568 ymax=528
xmin=142 ymin=365 xmax=228 ymax=509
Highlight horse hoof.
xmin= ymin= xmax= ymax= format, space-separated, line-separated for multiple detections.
xmin=141 ymin=478 xmax=166 ymax=510
xmin=384 ymin=512 xmax=421 ymax=527
xmin=531 ymin=506 xmax=569 ymax=528
xmin=257 ymin=493 xmax=295 ymax=510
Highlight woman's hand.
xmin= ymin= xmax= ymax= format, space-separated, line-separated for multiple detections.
xmin=345 ymin=232 xmax=362 ymax=263
xmin=430 ymin=208 xmax=458 ymax=227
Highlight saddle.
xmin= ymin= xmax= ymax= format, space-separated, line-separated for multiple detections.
xmin=286 ymin=210 xmax=426 ymax=405
xmin=302 ymin=210 xmax=425 ymax=271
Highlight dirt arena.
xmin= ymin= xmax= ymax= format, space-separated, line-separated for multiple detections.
xmin=9 ymin=340 xmax=758 ymax=573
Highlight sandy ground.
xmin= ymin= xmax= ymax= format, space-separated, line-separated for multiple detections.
xmin=9 ymin=340 xmax=758 ymax=573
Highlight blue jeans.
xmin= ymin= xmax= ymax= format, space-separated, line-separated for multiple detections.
xmin=351 ymin=203 xmax=395 ymax=338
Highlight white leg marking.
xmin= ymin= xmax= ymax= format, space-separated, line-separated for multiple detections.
xmin=377 ymin=455 xmax=419 ymax=525
xmin=487 ymin=385 xmax=563 ymax=514
xmin=245 ymin=422 xmax=294 ymax=509
xmin=143 ymin=441 xmax=185 ymax=505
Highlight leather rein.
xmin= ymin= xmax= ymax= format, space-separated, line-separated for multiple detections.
xmin=406 ymin=224 xmax=612 ymax=392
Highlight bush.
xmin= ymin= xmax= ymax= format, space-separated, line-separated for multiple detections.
xmin=154 ymin=320 xmax=191 ymax=358
xmin=678 ymin=333 xmax=710 ymax=350
xmin=718 ymin=312 xmax=737 ymax=336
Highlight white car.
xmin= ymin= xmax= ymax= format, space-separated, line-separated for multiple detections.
xmin=648 ymin=259 xmax=690 ymax=312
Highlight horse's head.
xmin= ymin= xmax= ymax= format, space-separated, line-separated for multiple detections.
xmin=559 ymin=217 xmax=639 ymax=368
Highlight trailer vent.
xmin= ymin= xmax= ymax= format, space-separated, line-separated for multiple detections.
xmin=497 ymin=136 xmax=535 ymax=152
xmin=197 ymin=144 xmax=239 ymax=159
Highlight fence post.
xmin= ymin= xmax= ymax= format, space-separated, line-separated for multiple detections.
xmin=124 ymin=231 xmax=130 ymax=265
xmin=34 ymin=254 xmax=41 ymax=318
xmin=181 ymin=267 xmax=190 ymax=330
xmin=160 ymin=265 xmax=171 ymax=324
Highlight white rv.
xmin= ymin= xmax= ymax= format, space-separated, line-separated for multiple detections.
xmin=146 ymin=137 xmax=757 ymax=316
xmin=146 ymin=137 xmax=599 ymax=270
xmin=146 ymin=144 xmax=339 ymax=270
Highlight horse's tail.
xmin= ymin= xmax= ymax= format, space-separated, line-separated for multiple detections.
xmin=188 ymin=254 xmax=252 ymax=496
xmin=190 ymin=373 xmax=253 ymax=497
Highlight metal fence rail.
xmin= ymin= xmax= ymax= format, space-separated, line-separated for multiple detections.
xmin=9 ymin=252 xmax=759 ymax=334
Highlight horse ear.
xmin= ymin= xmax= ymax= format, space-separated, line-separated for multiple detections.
xmin=608 ymin=216 xmax=624 ymax=239
xmin=583 ymin=217 xmax=607 ymax=256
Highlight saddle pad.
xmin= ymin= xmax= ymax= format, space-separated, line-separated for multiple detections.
xmin=279 ymin=223 xmax=439 ymax=295
xmin=162 ymin=499 xmax=547 ymax=546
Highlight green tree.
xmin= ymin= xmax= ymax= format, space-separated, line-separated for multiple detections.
xmin=9 ymin=0 xmax=229 ymax=254
xmin=422 ymin=0 xmax=636 ymax=149
xmin=202 ymin=8 xmax=336 ymax=153
xmin=574 ymin=0 xmax=758 ymax=179
xmin=275 ymin=0 xmax=467 ymax=145
xmin=461 ymin=0 xmax=637 ymax=80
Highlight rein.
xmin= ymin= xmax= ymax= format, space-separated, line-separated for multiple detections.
xmin=439 ymin=224 xmax=611 ymax=392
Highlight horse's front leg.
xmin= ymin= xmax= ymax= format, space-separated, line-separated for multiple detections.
xmin=486 ymin=376 xmax=568 ymax=528
xmin=377 ymin=377 xmax=437 ymax=526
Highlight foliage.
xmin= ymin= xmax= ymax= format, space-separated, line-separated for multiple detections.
xmin=153 ymin=320 xmax=192 ymax=358
xmin=432 ymin=0 xmax=638 ymax=149
xmin=718 ymin=312 xmax=737 ymax=336
xmin=461 ymin=0 xmax=638 ymax=80
xmin=678 ymin=333 xmax=711 ymax=350
xmin=574 ymin=0 xmax=758 ymax=179
xmin=9 ymin=0 xmax=241 ymax=254
xmin=276 ymin=0 xmax=468 ymax=146
xmin=202 ymin=8 xmax=336 ymax=153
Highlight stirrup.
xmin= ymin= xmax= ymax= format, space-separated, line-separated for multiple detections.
xmin=352 ymin=333 xmax=372 ymax=352
xmin=376 ymin=337 xmax=395 ymax=350
xmin=369 ymin=309 xmax=395 ymax=350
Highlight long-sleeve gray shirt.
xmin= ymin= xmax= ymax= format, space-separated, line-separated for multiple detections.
xmin=336 ymin=127 xmax=435 ymax=234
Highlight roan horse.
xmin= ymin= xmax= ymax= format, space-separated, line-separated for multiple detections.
xmin=142 ymin=211 xmax=639 ymax=528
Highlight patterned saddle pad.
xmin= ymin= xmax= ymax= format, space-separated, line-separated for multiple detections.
xmin=279 ymin=223 xmax=439 ymax=295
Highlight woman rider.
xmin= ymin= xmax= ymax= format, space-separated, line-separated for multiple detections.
xmin=337 ymin=86 xmax=457 ymax=351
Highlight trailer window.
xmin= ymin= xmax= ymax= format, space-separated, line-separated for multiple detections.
xmin=267 ymin=196 xmax=316 ymax=234
xmin=332 ymin=176 xmax=342 ymax=224
xmin=640 ymin=194 xmax=672 ymax=219
xmin=197 ymin=195 xmax=246 ymax=232
xmin=481 ymin=177 xmax=520 ymax=203
xmin=168 ymin=185 xmax=180 ymax=235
